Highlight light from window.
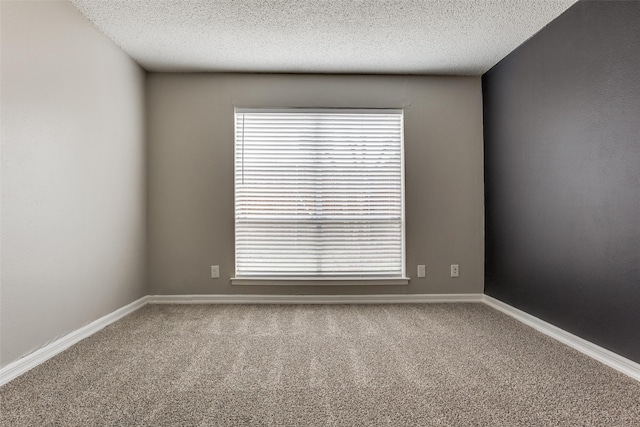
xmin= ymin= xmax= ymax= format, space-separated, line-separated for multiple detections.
xmin=234 ymin=108 xmax=404 ymax=279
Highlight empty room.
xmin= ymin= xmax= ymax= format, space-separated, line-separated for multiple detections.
xmin=1 ymin=0 xmax=639 ymax=425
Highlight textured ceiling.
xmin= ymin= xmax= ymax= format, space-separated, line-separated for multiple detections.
xmin=70 ymin=0 xmax=578 ymax=75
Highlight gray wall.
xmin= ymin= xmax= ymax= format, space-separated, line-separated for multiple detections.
xmin=1 ymin=1 xmax=147 ymax=367
xmin=148 ymin=74 xmax=484 ymax=295
xmin=483 ymin=1 xmax=640 ymax=362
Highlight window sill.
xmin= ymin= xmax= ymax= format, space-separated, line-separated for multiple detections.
xmin=230 ymin=277 xmax=410 ymax=286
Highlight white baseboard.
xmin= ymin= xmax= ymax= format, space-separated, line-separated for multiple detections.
xmin=147 ymin=293 xmax=485 ymax=304
xmin=483 ymin=295 xmax=640 ymax=382
xmin=0 ymin=296 xmax=149 ymax=386
xmin=3 ymin=293 xmax=637 ymax=386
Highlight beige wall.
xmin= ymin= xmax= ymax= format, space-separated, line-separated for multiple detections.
xmin=148 ymin=74 xmax=484 ymax=295
xmin=0 ymin=1 xmax=146 ymax=367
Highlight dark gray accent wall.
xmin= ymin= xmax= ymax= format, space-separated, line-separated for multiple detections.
xmin=483 ymin=0 xmax=640 ymax=363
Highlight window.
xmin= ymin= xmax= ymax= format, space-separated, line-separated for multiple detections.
xmin=233 ymin=108 xmax=406 ymax=285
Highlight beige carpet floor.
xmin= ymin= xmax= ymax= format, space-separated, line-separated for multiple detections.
xmin=1 ymin=303 xmax=639 ymax=426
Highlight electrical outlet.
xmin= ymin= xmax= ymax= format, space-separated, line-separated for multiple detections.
xmin=450 ymin=264 xmax=459 ymax=278
xmin=417 ymin=265 xmax=426 ymax=278
xmin=211 ymin=265 xmax=220 ymax=279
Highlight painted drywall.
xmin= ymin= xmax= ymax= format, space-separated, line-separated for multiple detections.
xmin=147 ymin=74 xmax=484 ymax=295
xmin=0 ymin=1 xmax=146 ymax=367
xmin=483 ymin=1 xmax=640 ymax=362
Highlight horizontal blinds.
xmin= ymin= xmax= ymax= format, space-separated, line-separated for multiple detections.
xmin=235 ymin=109 xmax=404 ymax=278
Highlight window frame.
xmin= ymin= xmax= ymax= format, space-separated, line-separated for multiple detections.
xmin=231 ymin=107 xmax=408 ymax=286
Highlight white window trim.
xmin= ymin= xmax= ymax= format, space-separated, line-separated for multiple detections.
xmin=233 ymin=107 xmax=408 ymax=285
xmin=230 ymin=277 xmax=409 ymax=286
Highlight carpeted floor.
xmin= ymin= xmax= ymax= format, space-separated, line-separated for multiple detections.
xmin=1 ymin=303 xmax=639 ymax=426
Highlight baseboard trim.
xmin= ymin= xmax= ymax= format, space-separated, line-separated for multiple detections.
xmin=3 ymin=293 xmax=637 ymax=386
xmin=0 ymin=296 xmax=149 ymax=386
xmin=483 ymin=295 xmax=640 ymax=382
xmin=147 ymin=293 xmax=485 ymax=304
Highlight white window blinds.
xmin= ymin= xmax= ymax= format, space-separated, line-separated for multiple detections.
xmin=234 ymin=108 xmax=404 ymax=279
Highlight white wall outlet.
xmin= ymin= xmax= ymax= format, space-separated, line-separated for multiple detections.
xmin=211 ymin=265 xmax=220 ymax=279
xmin=450 ymin=264 xmax=459 ymax=278
xmin=417 ymin=265 xmax=426 ymax=278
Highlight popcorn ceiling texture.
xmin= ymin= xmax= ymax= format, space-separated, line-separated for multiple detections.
xmin=1 ymin=304 xmax=639 ymax=425
xmin=69 ymin=0 xmax=578 ymax=75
